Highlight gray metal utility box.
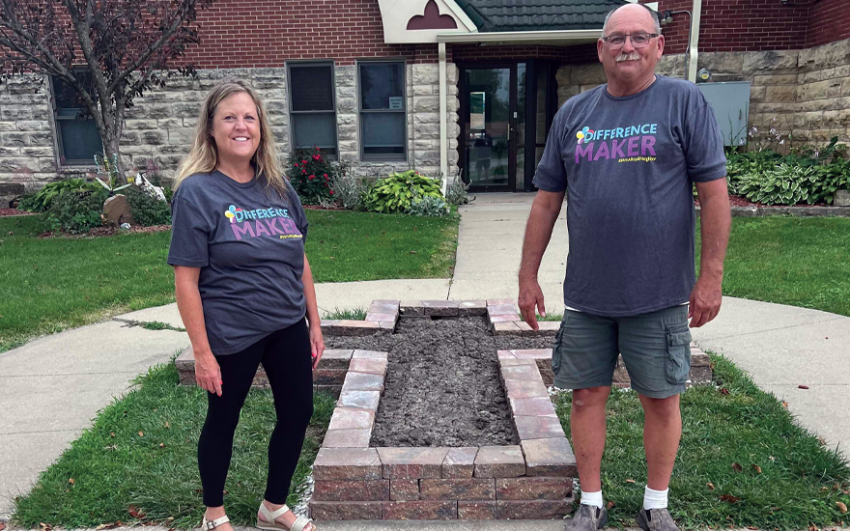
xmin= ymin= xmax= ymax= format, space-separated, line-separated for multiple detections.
xmin=696 ymin=81 xmax=752 ymax=147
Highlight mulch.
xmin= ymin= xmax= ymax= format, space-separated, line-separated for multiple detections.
xmin=37 ymin=224 xmax=171 ymax=239
xmin=0 ymin=208 xmax=36 ymax=217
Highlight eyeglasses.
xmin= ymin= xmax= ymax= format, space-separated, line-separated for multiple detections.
xmin=601 ymin=32 xmax=659 ymax=49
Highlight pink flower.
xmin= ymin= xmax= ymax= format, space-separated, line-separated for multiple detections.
xmin=302 ymin=169 xmax=307 ymax=174
xmin=294 ymin=162 xmax=299 ymax=167
xmin=309 ymin=174 xmax=315 ymax=180
xmin=323 ymin=173 xmax=328 ymax=178
xmin=302 ymin=159 xmax=308 ymax=164
xmin=329 ymin=190 xmax=334 ymax=195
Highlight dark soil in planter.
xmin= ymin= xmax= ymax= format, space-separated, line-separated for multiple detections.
xmin=325 ymin=316 xmax=555 ymax=447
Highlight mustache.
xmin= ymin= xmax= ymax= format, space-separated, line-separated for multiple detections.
xmin=615 ymin=52 xmax=641 ymax=62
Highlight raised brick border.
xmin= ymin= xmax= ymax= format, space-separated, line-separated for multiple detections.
xmin=309 ymin=300 xmax=576 ymax=520
xmin=174 ymin=302 xmax=400 ymax=395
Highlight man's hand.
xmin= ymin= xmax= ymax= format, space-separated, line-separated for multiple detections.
xmin=518 ymin=277 xmax=546 ymax=330
xmin=688 ymin=276 xmax=722 ymax=327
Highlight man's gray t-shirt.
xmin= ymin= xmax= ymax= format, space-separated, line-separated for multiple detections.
xmin=533 ymin=76 xmax=726 ymax=317
xmin=167 ymin=171 xmax=309 ymax=355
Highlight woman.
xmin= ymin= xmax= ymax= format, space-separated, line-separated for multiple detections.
xmin=168 ymin=79 xmax=322 ymax=531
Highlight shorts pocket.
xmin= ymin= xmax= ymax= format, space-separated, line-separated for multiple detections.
xmin=551 ymin=317 xmax=567 ymax=376
xmin=665 ymin=329 xmax=692 ymax=385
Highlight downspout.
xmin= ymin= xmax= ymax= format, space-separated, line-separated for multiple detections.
xmin=439 ymin=41 xmax=449 ymax=194
xmin=687 ymin=0 xmax=702 ymax=83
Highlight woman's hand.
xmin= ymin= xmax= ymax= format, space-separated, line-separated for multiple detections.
xmin=310 ymin=324 xmax=325 ymax=370
xmin=194 ymin=350 xmax=223 ymax=396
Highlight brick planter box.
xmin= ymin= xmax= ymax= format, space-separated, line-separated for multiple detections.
xmin=309 ymin=299 xmax=577 ymax=521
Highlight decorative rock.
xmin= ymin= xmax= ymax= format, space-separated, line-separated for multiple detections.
xmin=313 ymin=448 xmax=382 ymax=481
xmin=382 ymin=500 xmax=457 ymax=520
xmin=520 ymin=438 xmax=577 ymax=477
xmin=313 ymin=480 xmax=389 ymax=501
xmin=103 ymin=194 xmax=134 ymax=227
xmin=390 ymin=479 xmax=420 ymax=501
xmin=377 ymin=447 xmax=449 ymax=479
xmin=321 ymin=429 xmax=372 ymax=448
xmin=420 ymin=479 xmax=496 ymax=500
xmin=442 ymin=447 xmax=478 ymax=478
xmin=474 ymin=446 xmax=526 ymax=478
xmin=834 ymin=190 xmax=850 ymax=207
xmin=310 ymin=500 xmax=382 ymax=520
xmin=495 ymin=477 xmax=572 ymax=500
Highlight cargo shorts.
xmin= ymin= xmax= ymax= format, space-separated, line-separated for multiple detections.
xmin=551 ymin=304 xmax=692 ymax=399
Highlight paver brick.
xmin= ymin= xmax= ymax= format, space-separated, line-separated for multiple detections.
xmin=495 ymin=477 xmax=572 ymax=500
xmin=535 ymin=321 xmax=561 ymax=335
xmin=328 ymin=407 xmax=374 ymax=431
xmin=382 ymin=500 xmax=457 ymax=519
xmin=365 ymin=312 xmax=397 ymax=323
xmin=377 ymin=447 xmax=449 ymax=479
xmin=493 ymin=322 xmax=521 ymax=335
xmin=521 ymin=438 xmax=577 ymax=477
xmin=352 ymin=349 xmax=389 ymax=360
xmin=501 ymin=364 xmax=542 ymax=381
xmin=314 ymin=448 xmax=382 ymax=480
xmin=504 ymin=378 xmax=549 ymax=399
xmin=337 ymin=390 xmax=381 ymax=411
xmin=349 ymin=358 xmax=388 ymax=375
xmin=514 ymin=416 xmax=566 ymax=440
xmin=423 ymin=300 xmax=459 ymax=316
xmin=474 ymin=446 xmax=526 ymax=478
xmin=313 ymin=479 xmax=389 ymax=501
xmin=510 ymin=397 xmax=558 ymax=417
xmin=488 ymin=304 xmax=519 ymax=316
xmin=316 ymin=349 xmax=353 ymax=370
xmin=310 ymin=500 xmax=382 ymax=520
xmin=312 ymin=369 xmax=348 ymax=386
xmin=486 ymin=298 xmax=515 ymax=306
xmin=399 ymin=301 xmax=425 ymax=316
xmin=341 ymin=372 xmax=385 ymax=393
xmin=489 ymin=314 xmax=521 ymax=323
xmin=390 ymin=479 xmax=420 ymax=500
xmin=331 ymin=320 xmax=382 ymax=336
xmin=321 ymin=428 xmax=372 ymax=448
xmin=457 ymin=300 xmax=487 ymax=315
xmin=511 ymin=349 xmax=552 ymax=359
xmin=442 ymin=447 xmax=478 ymax=478
xmin=458 ymin=500 xmax=572 ymax=520
xmin=420 ymin=478 xmax=496 ymax=500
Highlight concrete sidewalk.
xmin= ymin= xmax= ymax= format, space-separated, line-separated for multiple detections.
xmin=1 ymin=192 xmax=849 ymax=525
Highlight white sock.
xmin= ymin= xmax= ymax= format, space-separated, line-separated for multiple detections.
xmin=643 ymin=486 xmax=669 ymax=510
xmin=580 ymin=490 xmax=603 ymax=509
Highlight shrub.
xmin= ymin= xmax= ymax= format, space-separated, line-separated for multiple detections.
xmin=408 ymin=194 xmax=450 ymax=217
xmin=18 ymin=179 xmax=102 ymax=213
xmin=445 ymin=176 xmax=470 ymax=206
xmin=287 ymin=147 xmax=350 ymax=205
xmin=44 ymin=189 xmax=107 ymax=234
xmin=331 ymin=174 xmax=369 ymax=211
xmin=125 ymin=186 xmax=172 ymax=226
xmin=364 ymin=170 xmax=443 ymax=214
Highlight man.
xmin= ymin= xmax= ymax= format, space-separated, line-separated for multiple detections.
xmin=517 ymin=4 xmax=731 ymax=531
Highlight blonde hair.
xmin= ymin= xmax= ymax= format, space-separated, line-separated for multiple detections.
xmin=174 ymin=79 xmax=289 ymax=199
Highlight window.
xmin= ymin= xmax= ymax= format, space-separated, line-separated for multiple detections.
xmin=51 ymin=75 xmax=102 ymax=165
xmin=288 ymin=63 xmax=338 ymax=158
xmin=358 ymin=62 xmax=406 ymax=161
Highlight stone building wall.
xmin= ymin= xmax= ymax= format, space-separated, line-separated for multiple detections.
xmin=555 ymin=38 xmax=850 ymax=147
xmin=0 ymin=61 xmax=460 ymax=197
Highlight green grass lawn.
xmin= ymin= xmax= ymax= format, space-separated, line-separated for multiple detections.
xmin=12 ymin=362 xmax=336 ymax=529
xmin=0 ymin=211 xmax=458 ymax=353
xmin=698 ymin=216 xmax=850 ymax=317
xmin=553 ymin=353 xmax=850 ymax=529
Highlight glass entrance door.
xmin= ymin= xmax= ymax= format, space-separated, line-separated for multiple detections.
xmin=461 ymin=66 xmax=515 ymax=191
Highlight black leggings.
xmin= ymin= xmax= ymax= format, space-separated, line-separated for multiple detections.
xmin=198 ymin=319 xmax=314 ymax=507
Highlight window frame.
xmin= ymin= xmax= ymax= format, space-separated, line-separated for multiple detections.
xmin=286 ymin=61 xmax=339 ymax=160
xmin=357 ymin=60 xmax=408 ymax=162
xmin=49 ymin=74 xmax=103 ymax=166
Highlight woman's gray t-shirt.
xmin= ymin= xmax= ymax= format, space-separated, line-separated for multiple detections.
xmin=167 ymin=171 xmax=309 ymax=355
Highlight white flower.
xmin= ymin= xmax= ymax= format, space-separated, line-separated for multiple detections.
xmin=780 ymin=139 xmax=785 ymax=145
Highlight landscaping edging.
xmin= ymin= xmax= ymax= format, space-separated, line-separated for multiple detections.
xmin=696 ymin=204 xmax=850 ymax=217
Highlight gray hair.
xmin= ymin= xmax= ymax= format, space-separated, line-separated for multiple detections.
xmin=602 ymin=4 xmax=662 ymax=36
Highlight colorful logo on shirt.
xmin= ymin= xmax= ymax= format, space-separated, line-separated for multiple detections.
xmin=575 ymin=123 xmax=658 ymax=164
xmin=576 ymin=126 xmax=595 ymax=144
xmin=224 ymin=204 xmax=302 ymax=241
